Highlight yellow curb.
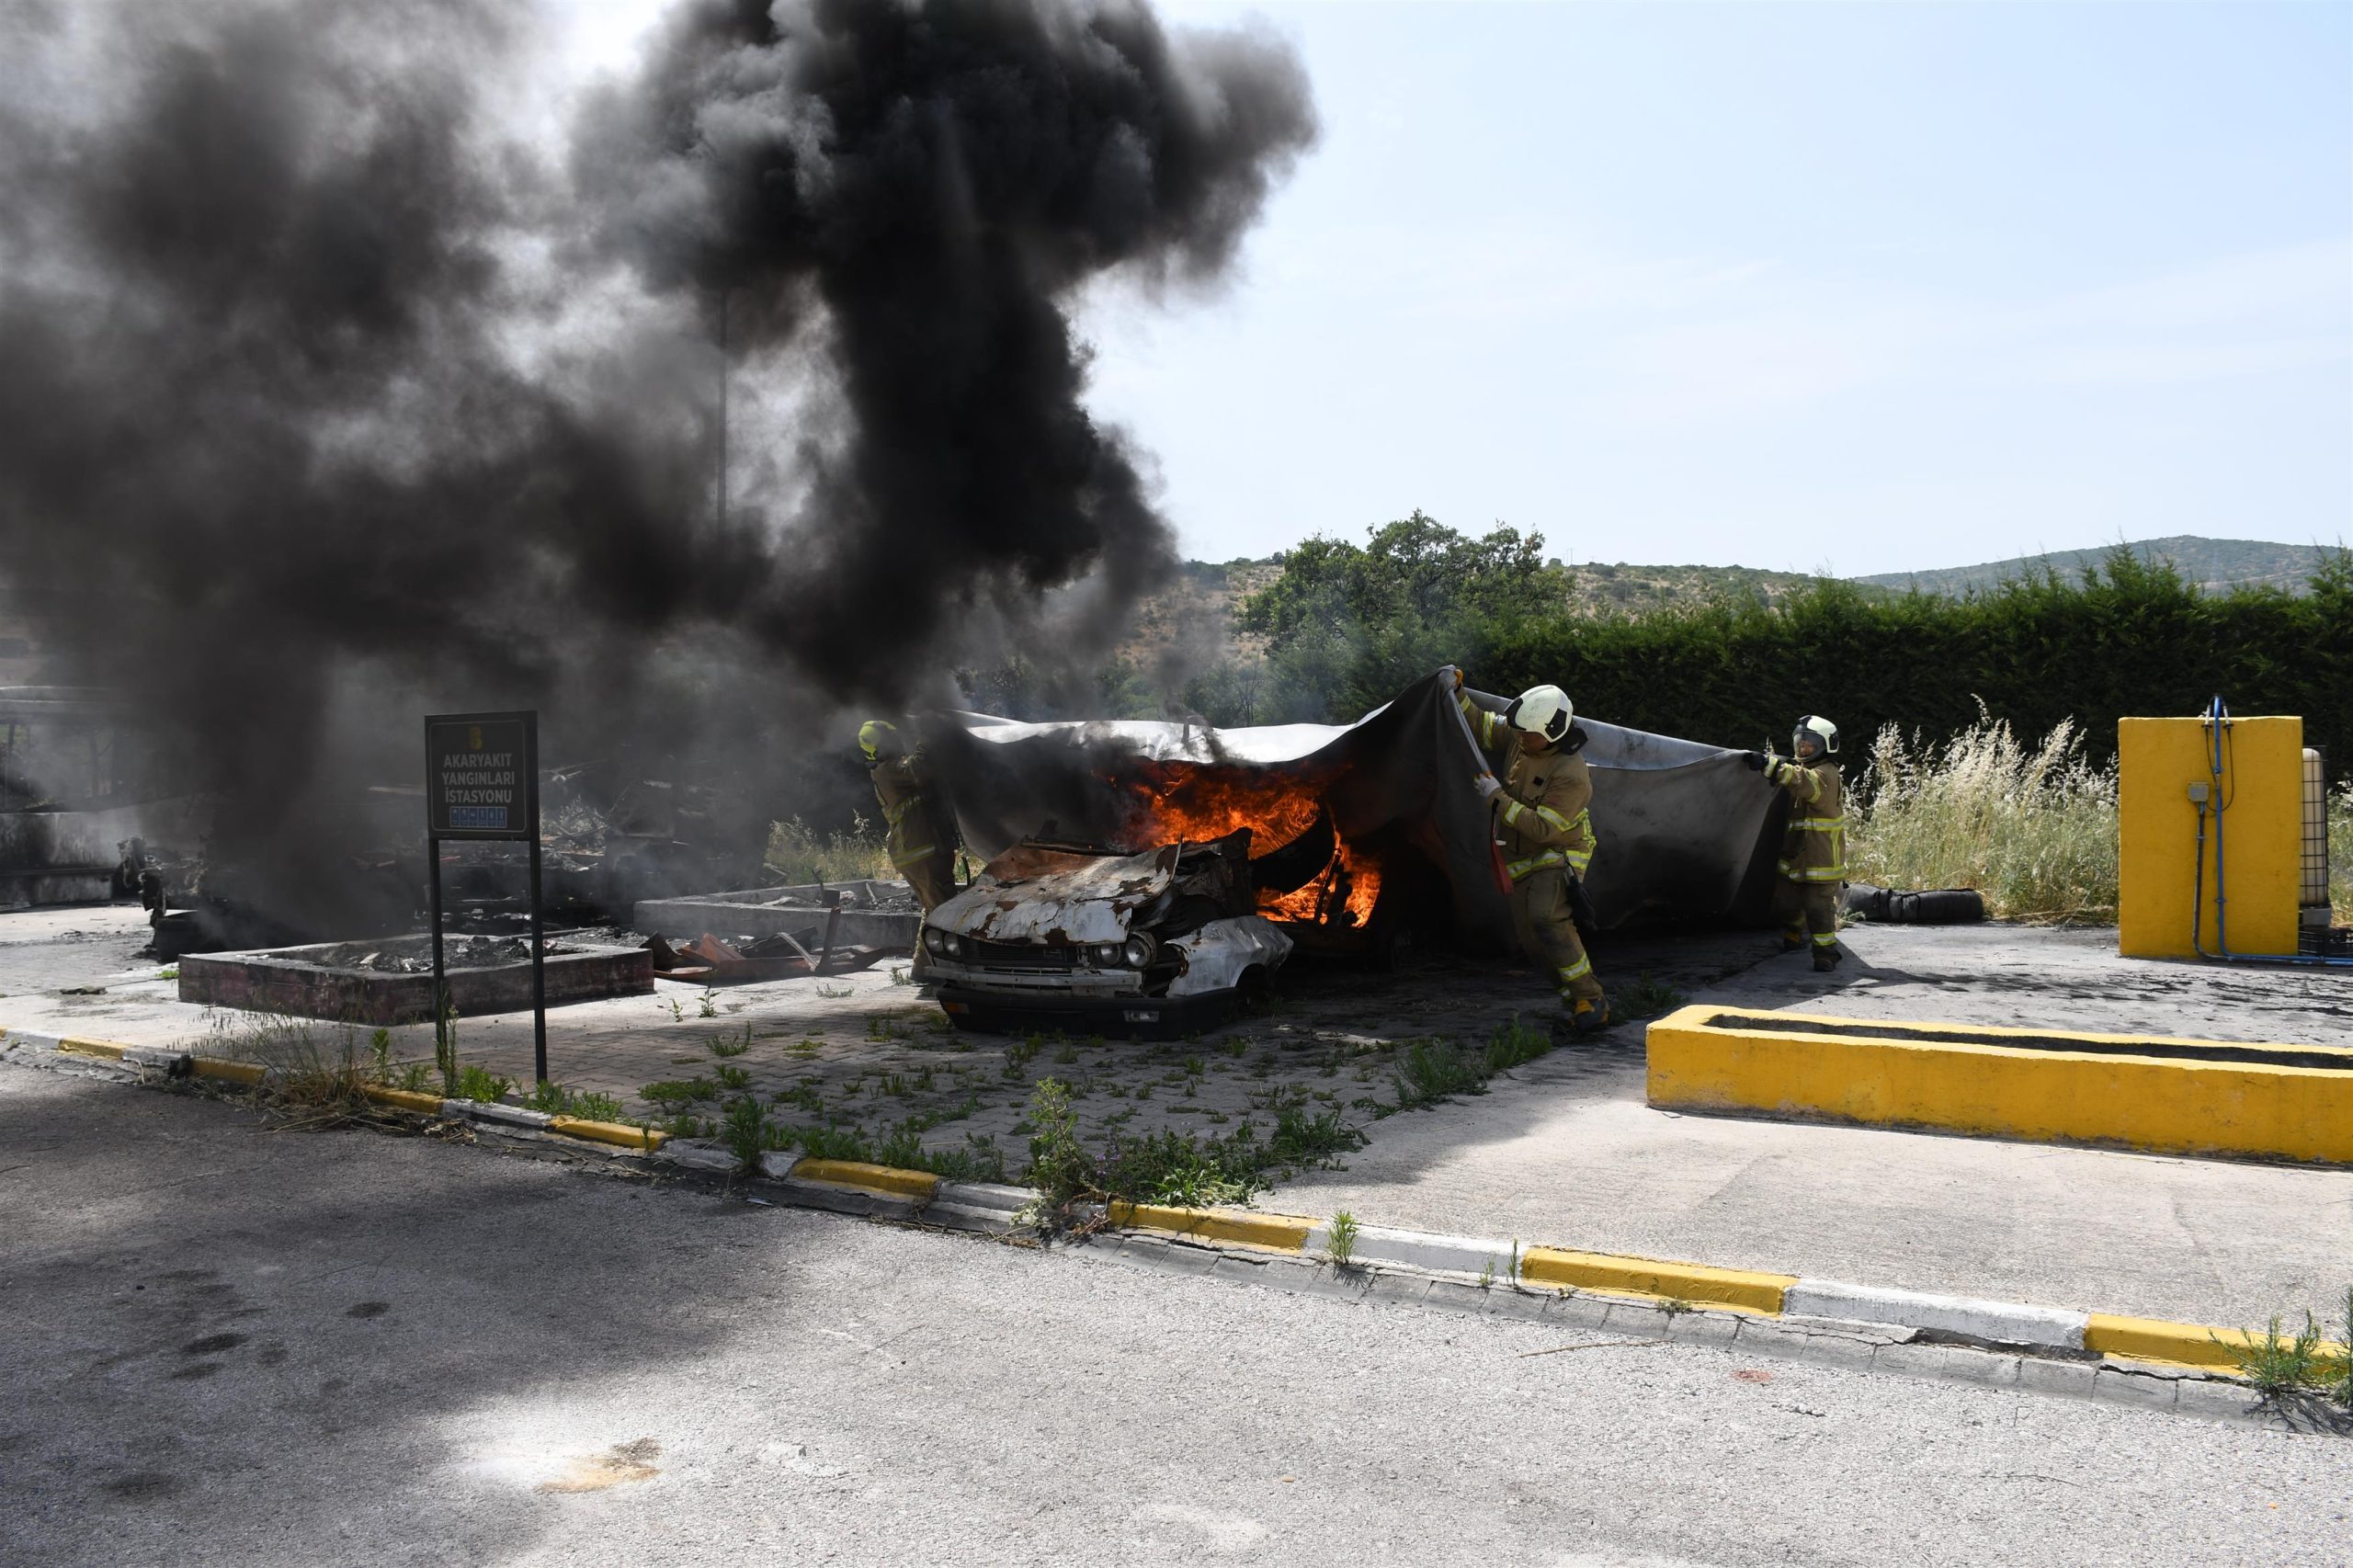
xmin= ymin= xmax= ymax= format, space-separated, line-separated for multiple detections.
xmin=1647 ymin=1004 xmax=2353 ymax=1165
xmin=2086 ymin=1312 xmax=2351 ymax=1372
xmin=191 ymin=1057 xmax=267 ymax=1085
xmin=549 ymin=1115 xmax=667 ymax=1153
xmin=1518 ymin=1246 xmax=1793 ymax=1314
xmin=364 ymin=1085 xmax=449 ymax=1117
xmin=56 ymin=1038 xmax=129 ymax=1061
xmin=1108 ymin=1201 xmax=1313 ymax=1254
xmin=790 ymin=1157 xmax=938 ymax=1199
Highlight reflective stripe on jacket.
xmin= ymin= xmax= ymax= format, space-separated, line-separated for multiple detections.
xmin=1769 ymin=756 xmax=1845 ymax=882
xmin=1461 ymin=692 xmax=1598 ymax=877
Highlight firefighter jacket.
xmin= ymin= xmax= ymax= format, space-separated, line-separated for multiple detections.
xmin=869 ymin=751 xmax=947 ymax=874
xmin=1769 ymin=756 xmax=1845 ymax=883
xmin=1460 ymin=693 xmax=1599 ymax=883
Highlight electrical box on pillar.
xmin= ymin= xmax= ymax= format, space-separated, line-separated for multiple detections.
xmin=2119 ymin=704 xmax=2323 ymax=962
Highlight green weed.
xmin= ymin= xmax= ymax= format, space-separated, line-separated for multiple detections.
xmin=451 ymin=1063 xmax=513 ymax=1104
xmin=719 ymin=1095 xmax=777 ymax=1172
xmin=1482 ymin=1017 xmax=1552 ymax=1073
xmin=1325 ymin=1210 xmax=1359 ymax=1267
xmin=640 ymin=1077 xmax=718 ymax=1111
xmin=1615 ymin=977 xmax=1688 ymax=1022
xmin=1391 ymin=1039 xmax=1485 ymax=1111
xmin=522 ymin=1081 xmax=624 ymax=1121
xmin=1026 ymin=1078 xmax=1091 ymax=1206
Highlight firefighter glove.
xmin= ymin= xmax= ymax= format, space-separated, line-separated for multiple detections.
xmin=1742 ymin=750 xmax=1768 ymax=772
xmin=1472 ymin=773 xmax=1504 ymax=803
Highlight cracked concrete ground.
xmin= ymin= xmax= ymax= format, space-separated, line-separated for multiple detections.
xmin=4 ymin=902 xmax=2348 ymax=1330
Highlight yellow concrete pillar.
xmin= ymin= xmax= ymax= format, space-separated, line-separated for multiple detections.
xmin=2118 ymin=715 xmax=2304 ymax=959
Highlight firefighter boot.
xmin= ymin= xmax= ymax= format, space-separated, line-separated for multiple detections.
xmin=1569 ymin=995 xmax=1611 ymax=1035
xmin=1812 ymin=944 xmax=1843 ymax=973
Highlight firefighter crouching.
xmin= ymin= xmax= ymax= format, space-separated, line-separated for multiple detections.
xmin=1744 ymin=715 xmax=1846 ymax=971
xmin=859 ymin=720 xmax=958 ymax=913
xmin=1459 ymin=677 xmax=1610 ymax=1033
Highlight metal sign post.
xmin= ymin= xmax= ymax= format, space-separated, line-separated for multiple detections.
xmin=425 ymin=711 xmax=546 ymax=1088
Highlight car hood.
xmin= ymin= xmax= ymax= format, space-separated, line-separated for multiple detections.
xmin=928 ymin=841 xmax=1181 ymax=945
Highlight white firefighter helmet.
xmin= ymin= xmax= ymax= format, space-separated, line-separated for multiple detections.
xmin=1792 ymin=715 xmax=1839 ymax=757
xmin=1504 ymin=684 xmax=1574 ymax=744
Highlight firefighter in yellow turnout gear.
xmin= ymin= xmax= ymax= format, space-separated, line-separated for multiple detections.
xmin=859 ymin=720 xmax=958 ymax=912
xmin=1459 ymin=679 xmax=1610 ymax=1032
xmin=1744 ymin=715 xmax=1846 ymax=971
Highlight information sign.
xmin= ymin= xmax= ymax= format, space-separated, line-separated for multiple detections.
xmin=424 ymin=710 xmax=548 ymax=1085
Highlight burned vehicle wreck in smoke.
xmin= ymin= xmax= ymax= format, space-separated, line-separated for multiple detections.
xmin=913 ymin=669 xmax=1790 ymax=1035
xmin=923 ymin=820 xmax=1338 ymax=1038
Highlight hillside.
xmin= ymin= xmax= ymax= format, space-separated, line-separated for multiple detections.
xmin=1853 ymin=536 xmax=2336 ymax=597
xmin=1556 ymin=560 xmax=1847 ymax=615
xmin=1113 ymin=534 xmax=2341 ymax=676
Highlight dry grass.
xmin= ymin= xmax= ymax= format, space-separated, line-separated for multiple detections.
xmin=765 ymin=814 xmax=894 ymax=886
xmin=1848 ymin=713 xmax=2120 ymax=924
xmin=191 ymin=1013 xmax=426 ymax=1131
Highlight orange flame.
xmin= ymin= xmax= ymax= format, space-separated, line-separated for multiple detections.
xmin=1105 ymin=762 xmax=1381 ymax=927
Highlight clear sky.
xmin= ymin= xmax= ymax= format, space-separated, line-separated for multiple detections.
xmin=556 ymin=1 xmax=2352 ymax=576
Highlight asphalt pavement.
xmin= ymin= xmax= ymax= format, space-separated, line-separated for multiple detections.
xmin=4 ymin=1066 xmax=2347 ymax=1567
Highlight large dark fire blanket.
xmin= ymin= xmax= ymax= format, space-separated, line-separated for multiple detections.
xmin=922 ymin=670 xmax=1783 ymax=949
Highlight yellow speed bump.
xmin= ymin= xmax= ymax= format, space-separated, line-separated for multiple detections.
xmin=1646 ymin=1005 xmax=2353 ymax=1165
xmin=1107 ymin=1201 xmax=1313 ymax=1253
xmin=790 ymin=1157 xmax=938 ymax=1199
xmin=1518 ymin=1246 xmax=1793 ymax=1313
xmin=2085 ymin=1312 xmax=2351 ymax=1372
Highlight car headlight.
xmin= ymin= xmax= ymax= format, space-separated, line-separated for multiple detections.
xmin=1122 ymin=932 xmax=1155 ymax=968
xmin=923 ymin=928 xmax=945 ymax=956
xmin=1091 ymin=942 xmax=1122 ymax=968
xmin=945 ymin=933 xmax=966 ymax=959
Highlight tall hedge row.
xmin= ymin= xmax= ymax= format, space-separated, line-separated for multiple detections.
xmin=1478 ymin=551 xmax=2353 ymax=764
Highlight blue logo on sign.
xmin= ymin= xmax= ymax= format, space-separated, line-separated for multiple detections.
xmin=450 ymin=806 xmax=508 ymax=830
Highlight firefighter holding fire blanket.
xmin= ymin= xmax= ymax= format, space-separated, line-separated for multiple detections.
xmin=1457 ymin=676 xmax=1610 ymax=1034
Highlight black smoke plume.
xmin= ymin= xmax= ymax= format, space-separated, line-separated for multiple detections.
xmin=0 ymin=0 xmax=1313 ymax=931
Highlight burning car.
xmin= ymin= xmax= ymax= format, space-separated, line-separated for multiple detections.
xmin=916 ymin=669 xmax=1790 ymax=974
xmin=924 ymin=831 xmax=1298 ymax=1037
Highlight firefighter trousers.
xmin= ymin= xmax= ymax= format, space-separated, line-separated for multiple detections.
xmin=1510 ymin=868 xmax=1604 ymax=1007
xmin=1772 ymin=879 xmax=1840 ymax=956
xmin=899 ymin=852 xmax=959 ymax=913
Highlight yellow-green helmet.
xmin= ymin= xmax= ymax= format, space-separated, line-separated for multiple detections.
xmin=858 ymin=719 xmax=898 ymax=763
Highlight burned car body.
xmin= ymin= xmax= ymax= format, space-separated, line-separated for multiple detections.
xmin=926 ymin=832 xmax=1292 ymax=1038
